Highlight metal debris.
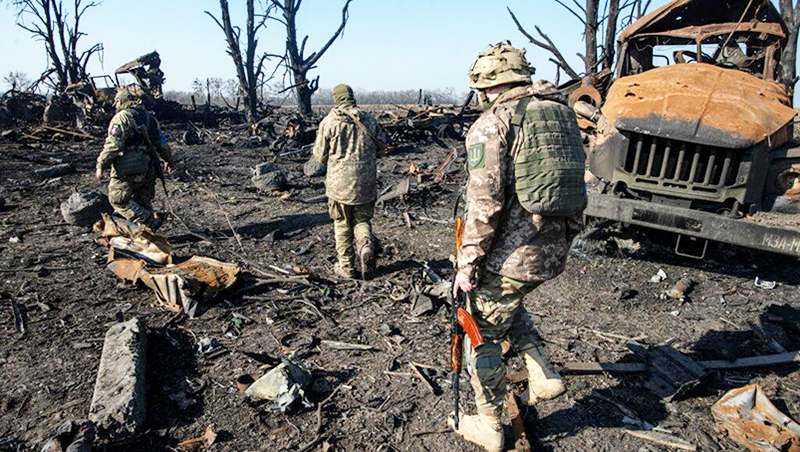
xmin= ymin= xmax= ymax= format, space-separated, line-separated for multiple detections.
xmin=754 ymin=277 xmax=777 ymax=290
xmin=139 ymin=256 xmax=241 ymax=317
xmin=712 ymin=384 xmax=800 ymax=452
xmin=245 ymin=359 xmax=312 ymax=413
xmin=176 ymin=425 xmax=217 ymax=452
xmin=95 ymin=214 xmax=173 ymax=265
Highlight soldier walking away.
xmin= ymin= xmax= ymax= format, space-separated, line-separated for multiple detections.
xmin=95 ymin=89 xmax=175 ymax=230
xmin=313 ymin=84 xmax=387 ymax=280
xmin=450 ymin=42 xmax=587 ymax=452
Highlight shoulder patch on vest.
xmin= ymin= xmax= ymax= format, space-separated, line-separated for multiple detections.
xmin=467 ymin=143 xmax=485 ymax=169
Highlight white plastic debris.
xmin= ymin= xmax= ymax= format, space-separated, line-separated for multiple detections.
xmin=754 ymin=277 xmax=777 ymax=290
xmin=245 ymin=359 xmax=312 ymax=413
xmin=650 ymin=269 xmax=668 ymax=283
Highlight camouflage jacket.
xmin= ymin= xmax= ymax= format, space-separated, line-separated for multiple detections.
xmin=96 ymin=106 xmax=174 ymax=179
xmin=457 ymin=82 xmax=585 ymax=283
xmin=313 ymin=105 xmax=387 ymax=205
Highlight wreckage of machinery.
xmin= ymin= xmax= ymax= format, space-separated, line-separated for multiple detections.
xmin=582 ymin=0 xmax=800 ymax=258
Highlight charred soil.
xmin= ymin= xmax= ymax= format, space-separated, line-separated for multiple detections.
xmin=1 ymin=111 xmax=800 ymax=452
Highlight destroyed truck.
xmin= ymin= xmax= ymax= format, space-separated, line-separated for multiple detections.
xmin=584 ymin=0 xmax=800 ymax=258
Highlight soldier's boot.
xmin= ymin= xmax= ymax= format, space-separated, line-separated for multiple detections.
xmin=521 ymin=344 xmax=565 ymax=406
xmin=149 ymin=212 xmax=165 ymax=231
xmin=354 ymin=222 xmax=375 ymax=280
xmin=448 ymin=370 xmax=504 ymax=452
xmin=333 ymin=263 xmax=357 ymax=280
xmin=333 ymin=218 xmax=357 ymax=278
xmin=448 ymin=412 xmax=503 ymax=452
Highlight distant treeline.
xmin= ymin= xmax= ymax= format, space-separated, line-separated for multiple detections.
xmin=164 ymin=81 xmax=467 ymax=108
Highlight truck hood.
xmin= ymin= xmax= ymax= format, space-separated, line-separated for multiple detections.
xmin=602 ymin=63 xmax=796 ymax=149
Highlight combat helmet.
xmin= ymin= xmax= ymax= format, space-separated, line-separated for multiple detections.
xmin=468 ymin=42 xmax=534 ymax=90
xmin=114 ymin=88 xmax=141 ymax=111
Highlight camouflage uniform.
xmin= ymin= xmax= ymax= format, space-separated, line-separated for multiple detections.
xmin=313 ymin=85 xmax=387 ymax=276
xmin=457 ymin=82 xmax=585 ymax=425
xmin=96 ymin=96 xmax=173 ymax=229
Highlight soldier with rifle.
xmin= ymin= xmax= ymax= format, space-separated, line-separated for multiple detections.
xmin=95 ymin=89 xmax=175 ymax=230
xmin=449 ymin=42 xmax=587 ymax=452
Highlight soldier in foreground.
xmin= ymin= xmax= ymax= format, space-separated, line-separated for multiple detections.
xmin=95 ymin=90 xmax=175 ymax=230
xmin=313 ymin=84 xmax=387 ymax=280
xmin=450 ymin=43 xmax=587 ymax=451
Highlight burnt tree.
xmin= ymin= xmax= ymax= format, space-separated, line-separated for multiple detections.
xmin=206 ymin=0 xmax=273 ymax=123
xmin=11 ymin=0 xmax=102 ymax=91
xmin=271 ymin=0 xmax=353 ymax=117
xmin=509 ymin=0 xmax=648 ymax=82
xmin=779 ymin=0 xmax=800 ymax=90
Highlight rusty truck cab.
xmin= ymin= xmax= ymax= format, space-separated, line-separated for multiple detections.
xmin=586 ymin=0 xmax=800 ymax=258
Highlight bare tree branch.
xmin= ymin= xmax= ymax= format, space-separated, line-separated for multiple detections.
xmin=508 ymin=7 xmax=580 ymax=80
xmin=552 ymin=0 xmax=587 ymax=24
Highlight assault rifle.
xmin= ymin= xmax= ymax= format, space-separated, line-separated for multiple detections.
xmin=139 ymin=116 xmax=168 ymax=196
xmin=450 ymin=199 xmax=485 ymax=429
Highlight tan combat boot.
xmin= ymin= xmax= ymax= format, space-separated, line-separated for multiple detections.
xmin=521 ymin=346 xmax=565 ymax=405
xmin=449 ymin=369 xmax=505 ymax=452
xmin=448 ymin=410 xmax=504 ymax=452
xmin=333 ymin=264 xmax=356 ymax=280
xmin=359 ymin=244 xmax=375 ymax=280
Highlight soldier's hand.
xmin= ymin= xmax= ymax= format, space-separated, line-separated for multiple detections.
xmin=164 ymin=162 xmax=175 ymax=174
xmin=453 ymin=271 xmax=475 ymax=298
xmin=95 ymin=168 xmax=103 ymax=181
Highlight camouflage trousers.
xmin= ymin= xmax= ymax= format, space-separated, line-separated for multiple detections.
xmin=108 ymin=173 xmax=157 ymax=228
xmin=327 ymin=200 xmax=374 ymax=274
xmin=464 ymin=272 xmax=544 ymax=418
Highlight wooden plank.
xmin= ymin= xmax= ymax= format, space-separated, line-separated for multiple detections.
xmin=654 ymin=345 xmax=707 ymax=379
xmin=701 ymin=351 xmax=800 ymax=370
xmin=625 ymin=430 xmax=697 ymax=451
xmin=507 ymin=361 xmax=646 ymax=384
xmin=560 ymin=362 xmax=647 ymax=375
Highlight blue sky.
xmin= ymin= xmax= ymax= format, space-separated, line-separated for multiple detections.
xmin=0 ymin=0 xmax=777 ymax=93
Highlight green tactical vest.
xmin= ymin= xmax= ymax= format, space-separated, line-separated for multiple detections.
xmin=112 ymin=108 xmax=152 ymax=177
xmin=505 ymin=96 xmax=587 ymax=216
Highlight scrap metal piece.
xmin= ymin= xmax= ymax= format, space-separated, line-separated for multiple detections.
xmin=628 ymin=343 xmax=709 ymax=401
xmin=712 ymin=384 xmax=800 ymax=452
xmin=505 ymin=389 xmax=531 ymax=452
xmin=95 ymin=214 xmax=172 ymax=265
xmin=138 ymin=256 xmax=240 ymax=318
xmin=245 ymin=359 xmax=312 ymax=413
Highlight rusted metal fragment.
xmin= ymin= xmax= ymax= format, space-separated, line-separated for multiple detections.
xmin=95 ymin=214 xmax=172 ymax=265
xmin=505 ymin=389 xmax=531 ymax=452
xmin=603 ymin=63 xmax=796 ymax=149
xmin=619 ymin=0 xmax=786 ymax=42
xmin=106 ymin=252 xmax=146 ymax=284
xmin=712 ymin=384 xmax=800 ymax=452
xmin=628 ymin=343 xmax=709 ymax=401
xmin=138 ymin=256 xmax=240 ymax=318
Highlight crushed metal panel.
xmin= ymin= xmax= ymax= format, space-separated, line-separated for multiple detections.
xmin=139 ymin=256 xmax=241 ymax=318
xmin=106 ymin=252 xmax=147 ymax=284
xmin=95 ymin=214 xmax=173 ymax=265
xmin=602 ymin=63 xmax=796 ymax=149
xmin=619 ymin=0 xmax=786 ymax=43
xmin=712 ymin=384 xmax=800 ymax=452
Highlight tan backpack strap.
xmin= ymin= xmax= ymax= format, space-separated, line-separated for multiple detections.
xmin=342 ymin=110 xmax=386 ymax=152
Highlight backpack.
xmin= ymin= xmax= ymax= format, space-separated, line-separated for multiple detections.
xmin=505 ymin=96 xmax=587 ymax=216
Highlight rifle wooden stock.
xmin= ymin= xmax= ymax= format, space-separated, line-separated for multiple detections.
xmin=450 ymin=307 xmax=486 ymax=372
xmin=451 ymin=334 xmax=463 ymax=373
xmin=458 ymin=307 xmax=485 ymax=347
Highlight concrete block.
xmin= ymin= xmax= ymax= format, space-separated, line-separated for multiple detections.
xmin=89 ymin=318 xmax=146 ymax=437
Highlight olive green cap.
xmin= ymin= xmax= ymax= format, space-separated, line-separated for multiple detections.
xmin=468 ymin=43 xmax=534 ymax=90
xmin=332 ymin=84 xmax=356 ymax=106
xmin=115 ymin=89 xmax=134 ymax=103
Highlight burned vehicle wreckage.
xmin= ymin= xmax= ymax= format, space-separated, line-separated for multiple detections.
xmin=584 ymin=0 xmax=800 ymax=258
